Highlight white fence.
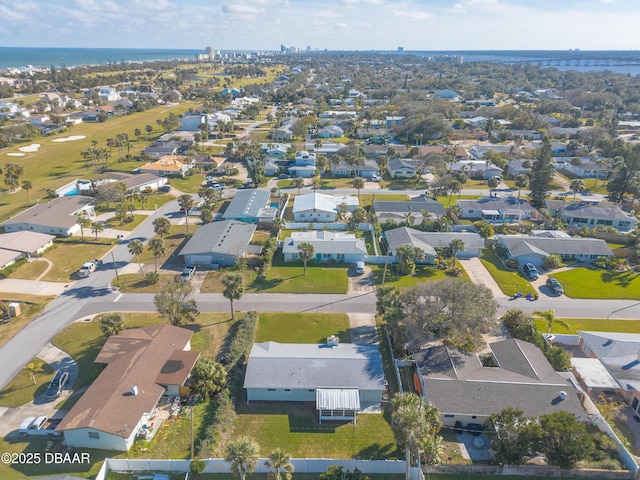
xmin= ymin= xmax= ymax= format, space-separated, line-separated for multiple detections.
xmin=284 ymin=222 xmax=372 ymax=231
xmin=97 ymin=457 xmax=417 ymax=479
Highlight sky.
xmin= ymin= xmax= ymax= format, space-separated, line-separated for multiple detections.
xmin=0 ymin=0 xmax=639 ymax=51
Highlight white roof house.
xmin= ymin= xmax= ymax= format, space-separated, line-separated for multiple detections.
xmin=293 ymin=192 xmax=359 ymax=222
xmin=282 ymin=231 xmax=367 ymax=263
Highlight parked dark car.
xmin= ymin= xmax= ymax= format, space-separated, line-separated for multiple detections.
xmin=241 ymin=181 xmax=257 ymax=189
xmin=465 ymin=423 xmax=484 ymax=436
xmin=45 ymin=370 xmax=69 ymax=400
xmin=277 ymin=173 xmax=290 ymax=179
xmin=546 ymin=277 xmax=564 ymax=295
xmin=523 ymin=263 xmax=539 ymax=280
xmin=181 ymin=266 xmax=196 ymax=282
xmin=158 ymin=185 xmax=171 ymax=193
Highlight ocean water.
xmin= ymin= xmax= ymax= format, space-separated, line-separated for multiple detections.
xmin=0 ymin=47 xmax=201 ymax=69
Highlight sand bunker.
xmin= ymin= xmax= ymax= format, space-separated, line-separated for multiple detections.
xmin=7 ymin=153 xmax=25 ymax=157
xmin=52 ymin=135 xmax=86 ymax=143
xmin=18 ymin=143 xmax=41 ymax=152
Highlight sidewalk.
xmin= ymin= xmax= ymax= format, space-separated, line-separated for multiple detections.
xmin=0 ymin=279 xmax=68 ymax=296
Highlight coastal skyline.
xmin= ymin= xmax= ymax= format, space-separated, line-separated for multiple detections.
xmin=0 ymin=0 xmax=639 ymax=52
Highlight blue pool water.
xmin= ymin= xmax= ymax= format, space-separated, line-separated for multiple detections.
xmin=270 ymin=203 xmax=279 ymax=209
xmin=64 ymin=187 xmax=78 ymax=196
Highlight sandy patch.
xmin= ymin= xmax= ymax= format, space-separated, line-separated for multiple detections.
xmin=7 ymin=153 xmax=25 ymax=157
xmin=51 ymin=135 xmax=86 ymax=143
xmin=18 ymin=143 xmax=40 ymax=152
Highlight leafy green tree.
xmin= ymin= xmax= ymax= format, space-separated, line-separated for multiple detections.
xmin=100 ymin=313 xmax=125 ymax=337
xmin=222 ymin=273 xmax=244 ymax=320
xmin=114 ymin=203 xmax=128 ymax=225
xmin=472 ymin=220 xmax=495 ymax=239
xmin=515 ymin=174 xmax=529 ymax=199
xmin=264 ymin=448 xmax=294 ymax=480
xmin=189 ymin=355 xmax=227 ymax=398
xmin=225 ymin=436 xmax=260 ymax=480
xmin=127 ymin=239 xmax=145 ymax=276
xmin=352 ymin=176 xmax=365 ymax=198
xmin=4 ymin=163 xmax=24 ymax=191
xmin=297 ymin=241 xmax=315 ymax=275
xmin=148 ymin=237 xmax=165 ymax=272
xmin=543 ymin=254 xmax=563 ymax=270
xmin=487 ymin=176 xmax=499 ymax=194
xmin=294 ymin=176 xmax=305 ymax=194
xmin=570 ymin=178 xmax=585 ymax=199
xmin=24 ymin=361 xmax=42 ymax=385
xmin=154 ymin=278 xmax=199 ymax=326
xmin=200 ymin=206 xmax=213 ymax=224
xmin=178 ymin=194 xmax=195 ymax=234
xmin=528 ymin=138 xmax=554 ymax=208
xmin=539 ymin=411 xmax=593 ymax=469
xmin=486 ymin=408 xmax=541 ymax=465
xmin=396 ymin=244 xmax=425 ymax=275
xmin=152 ymin=217 xmax=172 ymax=238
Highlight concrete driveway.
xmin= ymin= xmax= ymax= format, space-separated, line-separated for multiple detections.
xmin=458 ymin=258 xmax=504 ymax=298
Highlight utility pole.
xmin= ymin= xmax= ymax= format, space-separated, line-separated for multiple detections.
xmin=190 ymin=405 xmax=194 ymax=460
xmin=111 ymin=251 xmax=121 ymax=289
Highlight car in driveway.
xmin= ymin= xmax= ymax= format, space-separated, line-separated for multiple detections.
xmin=523 ymin=263 xmax=539 ymax=280
xmin=45 ymin=370 xmax=69 ymax=400
xmin=277 ymin=173 xmax=290 ymax=179
xmin=355 ymin=261 xmax=366 ymax=275
xmin=546 ymin=277 xmax=564 ymax=295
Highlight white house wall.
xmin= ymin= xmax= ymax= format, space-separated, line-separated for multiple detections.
xmin=63 ymin=428 xmax=130 ymax=452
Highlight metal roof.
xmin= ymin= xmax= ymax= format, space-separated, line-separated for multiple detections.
xmin=316 ymin=389 xmax=361 ymax=410
xmin=282 ymin=231 xmax=367 ymax=255
xmin=385 ymin=227 xmax=484 ymax=256
xmin=293 ymin=192 xmax=359 ymax=214
xmin=179 ymin=220 xmax=256 ymax=257
xmin=244 ymin=342 xmax=386 ymax=391
xmin=223 ymin=190 xmax=270 ymax=219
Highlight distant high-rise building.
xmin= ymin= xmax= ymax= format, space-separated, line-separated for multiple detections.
xmin=398 ymin=47 xmax=404 ymax=52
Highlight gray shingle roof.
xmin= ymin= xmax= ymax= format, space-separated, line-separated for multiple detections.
xmin=388 ymin=158 xmax=419 ymax=171
xmin=546 ymin=200 xmax=636 ymax=222
xmin=579 ymin=331 xmax=640 ymax=392
xmin=373 ymin=195 xmax=445 ymax=218
xmin=243 ymin=342 xmax=386 ymax=390
xmin=498 ymin=235 xmax=614 ymax=257
xmin=178 ymin=220 xmax=256 ymax=257
xmin=223 ymin=190 xmax=270 ymax=219
xmin=282 ymin=231 xmax=366 ymax=255
xmin=458 ymin=196 xmax=531 ymax=212
xmin=385 ymin=227 xmax=484 ymax=256
xmin=2 ymin=196 xmax=94 ymax=229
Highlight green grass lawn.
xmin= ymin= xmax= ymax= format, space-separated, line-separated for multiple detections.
xmin=479 ymin=249 xmax=536 ymax=297
xmin=371 ymin=263 xmax=466 ymax=289
xmin=0 ymin=294 xmax=53 ymax=348
xmin=41 ymin=238 xmax=116 ymax=282
xmin=358 ymin=193 xmax=410 ymax=208
xmin=255 ymin=313 xmax=350 ymax=344
xmin=103 ymin=213 xmax=148 ymax=231
xmin=535 ymin=317 xmax=640 ymax=334
xmin=440 ymin=194 xmax=481 ymax=208
xmin=8 ymin=259 xmax=48 ymax=280
xmin=234 ymin=402 xmax=401 ymax=460
xmin=553 ymin=267 xmax=640 ymax=300
xmin=0 ymin=360 xmax=54 ymax=407
xmin=170 ymin=174 xmax=207 ymax=194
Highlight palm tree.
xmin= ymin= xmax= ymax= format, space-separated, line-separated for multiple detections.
xmin=21 ymin=179 xmax=33 ymax=201
xmin=78 ymin=216 xmax=92 ymax=240
xmin=533 ymin=309 xmax=569 ymax=334
xmin=178 ymin=194 xmax=195 ymax=234
xmin=352 ymin=176 xmax=365 ymax=199
xmin=487 ymin=176 xmax=499 ymax=196
xmin=265 ymin=448 xmax=294 ymax=480
xmin=297 ymin=241 xmax=315 ymax=275
xmin=24 ymin=361 xmax=42 ymax=385
xmin=294 ymin=177 xmax=305 ymax=194
xmin=128 ymin=239 xmax=145 ymax=276
xmin=225 ymin=436 xmax=259 ymax=480
xmin=222 ymin=273 xmax=244 ymax=320
xmin=570 ymin=178 xmax=585 ymax=199
xmin=448 ymin=238 xmax=465 ymax=267
xmin=403 ymin=211 xmax=415 ymax=227
xmin=148 ymin=237 xmax=165 ymax=273
xmin=152 ymin=217 xmax=172 ymax=238
xmin=91 ymin=221 xmax=104 ymax=240
xmin=515 ymin=174 xmax=529 ymax=199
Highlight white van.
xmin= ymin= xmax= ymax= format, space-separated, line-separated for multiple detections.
xmin=355 ymin=261 xmax=366 ymax=275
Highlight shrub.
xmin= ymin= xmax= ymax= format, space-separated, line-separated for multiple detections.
xmin=145 ymin=271 xmax=160 ymax=285
xmin=223 ymin=310 xmax=259 ymax=369
xmin=505 ymin=258 xmax=519 ymax=269
xmin=446 ymin=267 xmax=463 ymax=276
xmin=543 ymin=254 xmax=563 ymax=270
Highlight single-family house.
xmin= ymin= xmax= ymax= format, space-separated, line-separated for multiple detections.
xmin=496 ymin=234 xmax=614 ymax=266
xmin=504 ymin=129 xmax=542 ymax=141
xmin=2 ymin=196 xmax=95 ymax=237
xmin=179 ymin=220 xmax=258 ymax=267
xmin=142 ymin=141 xmax=190 ymax=158
xmin=106 ymin=172 xmax=167 ymax=193
xmin=293 ymin=192 xmax=359 ymax=222
xmin=138 ymin=156 xmax=194 ymax=178
xmin=385 ymin=116 xmax=405 ymax=128
xmin=372 ymin=195 xmax=446 ymax=224
xmin=57 ymin=325 xmax=199 ymax=451
xmin=505 ymin=159 xmax=532 ymax=178
xmin=0 ymin=231 xmax=55 ymax=268
xmin=572 ymin=331 xmax=640 ymax=415
xmin=283 ymin=231 xmax=367 ymax=263
xmin=561 ymin=159 xmax=609 ymax=179
xmin=418 ymin=145 xmax=470 ymax=161
xmin=449 ymin=160 xmax=503 ymax=180
xmin=414 ymin=339 xmax=587 ymax=428
xmin=468 ymin=144 xmax=513 ymax=160
xmin=388 ymin=158 xmax=420 ymax=178
xmin=330 ymin=159 xmax=379 ymax=178
xmin=244 ymin=340 xmax=386 ymax=423
xmin=261 ymin=143 xmax=289 ymax=157
xmin=433 ymin=89 xmax=460 ymax=101
xmin=305 ymin=141 xmax=346 ymax=157
xmin=264 ymin=159 xmax=280 ymax=177
xmin=317 ymin=125 xmax=344 ymax=138
xmin=222 ymin=190 xmax=276 ymax=223
xmin=98 ymin=87 xmax=120 ymax=102
xmin=466 ymin=116 xmax=488 ymax=128
xmin=274 ymin=118 xmax=296 ymax=142
xmin=457 ymin=197 xmax=532 ymax=224
xmin=384 ymin=227 xmax=484 ymax=264
xmin=545 ymin=200 xmax=638 ymax=233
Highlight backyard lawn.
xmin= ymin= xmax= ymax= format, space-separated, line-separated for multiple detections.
xmin=479 ymin=249 xmax=536 ymax=297
xmin=553 ymin=267 xmax=640 ymax=300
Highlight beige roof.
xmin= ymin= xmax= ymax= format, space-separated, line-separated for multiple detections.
xmin=2 ymin=196 xmax=93 ymax=229
xmin=57 ymin=325 xmax=194 ymax=438
xmin=155 ymin=350 xmax=200 ymax=386
xmin=0 ymin=249 xmax=22 ymax=268
xmin=0 ymin=231 xmax=54 ymax=254
xmin=139 ymin=155 xmax=189 ymax=172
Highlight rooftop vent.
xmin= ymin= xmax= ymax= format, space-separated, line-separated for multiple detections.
xmin=326 ymin=335 xmax=340 ymax=347
xmin=559 ymin=390 xmax=567 ymax=400
xmin=130 ymin=386 xmax=139 ymax=396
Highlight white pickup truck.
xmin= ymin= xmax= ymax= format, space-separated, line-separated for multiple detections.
xmin=18 ymin=416 xmax=61 ymax=437
xmin=77 ymin=259 xmax=103 ymax=278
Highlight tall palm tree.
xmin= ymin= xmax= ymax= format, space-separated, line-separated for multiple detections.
xmin=148 ymin=237 xmax=165 ymax=273
xmin=265 ymin=448 xmax=294 ymax=480
xmin=448 ymin=238 xmax=465 ymax=266
xmin=127 ymin=239 xmax=145 ymax=276
xmin=222 ymin=273 xmax=244 ymax=320
xmin=91 ymin=221 xmax=104 ymax=240
xmin=178 ymin=194 xmax=195 ymax=234
xmin=21 ymin=179 xmax=33 ymax=201
xmin=297 ymin=242 xmax=315 ymax=275
xmin=533 ymin=309 xmax=569 ymax=334
xmin=352 ymin=176 xmax=365 ymax=199
xmin=152 ymin=217 xmax=172 ymax=238
xmin=78 ymin=216 xmax=92 ymax=240
xmin=570 ymin=178 xmax=585 ymax=199
xmin=294 ymin=177 xmax=305 ymax=194
xmin=225 ymin=436 xmax=259 ymax=480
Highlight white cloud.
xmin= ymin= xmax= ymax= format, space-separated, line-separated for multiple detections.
xmin=392 ymin=10 xmax=431 ymax=20
xmin=343 ymin=0 xmax=383 ymax=4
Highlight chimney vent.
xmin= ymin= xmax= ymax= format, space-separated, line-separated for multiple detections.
xmin=326 ymin=335 xmax=340 ymax=347
xmin=130 ymin=386 xmax=139 ymax=396
xmin=559 ymin=390 xmax=567 ymax=400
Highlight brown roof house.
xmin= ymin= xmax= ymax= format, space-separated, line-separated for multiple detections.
xmin=1 ymin=196 xmax=95 ymax=237
xmin=57 ymin=325 xmax=199 ymax=451
xmin=0 ymin=231 xmax=55 ymax=268
xmin=138 ymin=155 xmax=194 ymax=177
